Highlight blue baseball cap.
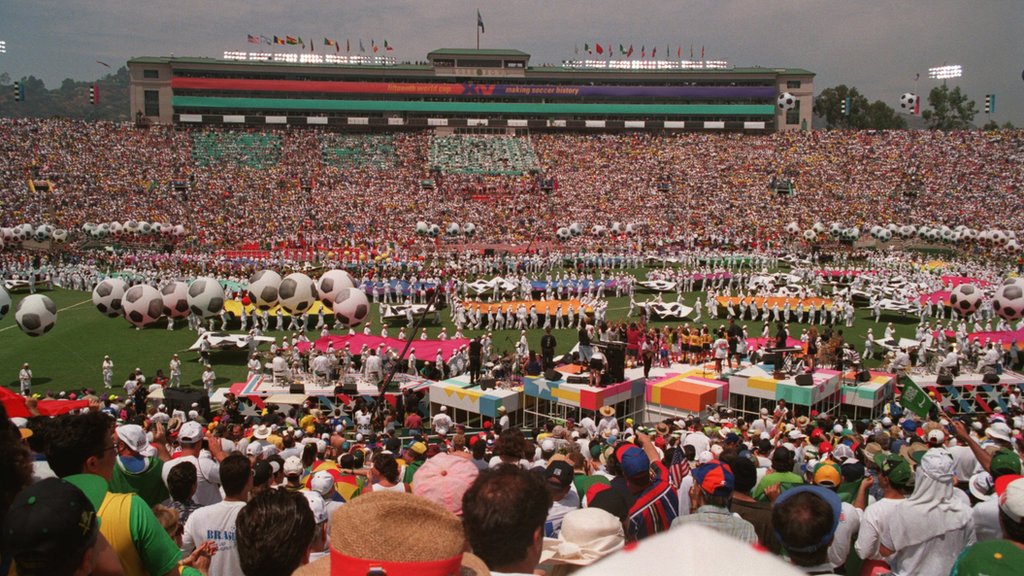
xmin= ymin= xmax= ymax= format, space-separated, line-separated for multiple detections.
xmin=773 ymin=485 xmax=842 ymax=553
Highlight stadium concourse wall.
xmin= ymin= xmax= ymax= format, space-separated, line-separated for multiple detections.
xmin=171 ymin=97 xmax=775 ymax=131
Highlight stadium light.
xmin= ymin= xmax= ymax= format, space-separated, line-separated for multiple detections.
xmin=928 ymin=65 xmax=962 ymax=80
xmin=0 ymin=40 xmax=6 ymax=54
xmin=562 ymin=59 xmax=730 ymax=71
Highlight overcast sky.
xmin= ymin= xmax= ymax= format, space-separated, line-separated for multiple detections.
xmin=1 ymin=0 xmax=1022 ymax=125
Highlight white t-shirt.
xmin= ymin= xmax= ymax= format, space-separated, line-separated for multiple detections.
xmin=855 ymin=497 xmax=901 ymax=561
xmin=182 ymin=500 xmax=246 ymax=576
xmin=162 ymin=453 xmax=222 ymax=506
xmin=972 ymin=497 xmax=1002 ymax=542
xmin=829 ymin=501 xmax=862 ymax=568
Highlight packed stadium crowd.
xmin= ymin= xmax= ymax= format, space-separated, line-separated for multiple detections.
xmin=3 ymin=378 xmax=1024 ymax=576
xmin=3 ymin=119 xmax=1024 ymax=576
xmin=2 ymin=119 xmax=1023 ymax=257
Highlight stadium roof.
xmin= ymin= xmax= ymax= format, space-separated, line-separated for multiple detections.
xmin=427 ymin=48 xmax=530 ymax=57
xmin=128 ymin=56 xmax=813 ymax=76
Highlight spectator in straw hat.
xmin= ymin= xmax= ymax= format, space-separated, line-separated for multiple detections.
xmin=295 ymin=491 xmax=489 ymax=576
xmin=539 ymin=507 xmax=624 ymax=576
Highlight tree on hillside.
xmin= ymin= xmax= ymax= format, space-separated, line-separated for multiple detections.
xmin=921 ymin=85 xmax=977 ymax=130
xmin=815 ymin=86 xmax=905 ymax=130
xmin=0 ymin=67 xmax=130 ymax=121
xmin=814 ymin=85 xmax=870 ymax=129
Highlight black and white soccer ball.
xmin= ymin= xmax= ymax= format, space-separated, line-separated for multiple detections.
xmin=124 ymin=285 xmax=165 ymax=328
xmin=844 ymin=227 xmax=860 ymax=240
xmin=556 ymin=227 xmax=571 ymax=241
xmin=109 ymin=222 xmax=124 ymax=237
xmin=161 ymin=281 xmax=191 ymax=319
xmin=427 ymin=224 xmax=441 ymax=238
xmin=33 ymin=225 xmax=53 ymax=242
xmin=948 ymin=283 xmax=982 ymax=315
xmin=569 ymin=223 xmax=582 ymax=237
xmin=611 ymin=222 xmax=622 ymax=234
xmin=446 ymin=223 xmax=461 ymax=236
xmin=92 ymin=278 xmax=128 ymax=317
xmin=0 ymin=287 xmax=10 ymax=321
xmin=785 ymin=222 xmax=801 ymax=235
xmin=52 ymin=229 xmax=68 ymax=244
xmin=777 ymin=92 xmax=796 ymax=111
xmin=463 ymin=223 xmax=477 ymax=236
xmin=592 ymin=225 xmax=606 ymax=236
xmin=318 ymin=269 xmax=355 ymax=307
xmin=247 ymin=270 xmax=282 ymax=311
xmin=899 ymin=93 xmax=918 ymax=110
xmin=803 ymin=229 xmax=817 ymax=241
xmin=172 ymin=225 xmax=185 ymax=237
xmin=278 ymin=273 xmax=317 ymax=315
xmin=332 ymin=287 xmax=370 ymax=328
xmin=187 ymin=277 xmax=226 ymax=318
xmin=899 ymin=225 xmax=917 ymax=239
xmin=15 ymin=294 xmax=57 ymax=337
xmin=415 ymin=221 xmax=429 ymax=235
xmin=993 ymin=278 xmax=1024 ymax=321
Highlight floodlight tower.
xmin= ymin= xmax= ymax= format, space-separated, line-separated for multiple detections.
xmin=928 ymin=64 xmax=963 ymax=86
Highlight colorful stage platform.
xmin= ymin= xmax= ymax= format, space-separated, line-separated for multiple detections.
xmin=428 ymin=375 xmax=523 ymax=428
xmin=521 ymin=366 xmax=646 ymax=426
xmin=645 ymin=369 xmax=729 ymax=421
xmin=728 ymin=365 xmax=847 ymax=418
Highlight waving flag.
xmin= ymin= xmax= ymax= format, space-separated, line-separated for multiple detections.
xmin=247 ymin=34 xmax=260 ymax=44
xmin=477 ymin=10 xmax=485 ymax=33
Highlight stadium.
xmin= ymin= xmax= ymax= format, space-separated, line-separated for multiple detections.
xmin=127 ymin=47 xmax=814 ymax=131
xmin=3 ymin=30 xmax=1024 ymax=576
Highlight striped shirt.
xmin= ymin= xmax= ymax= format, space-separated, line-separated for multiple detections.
xmin=627 ymin=461 xmax=680 ymax=540
xmin=672 ymin=505 xmax=758 ymax=544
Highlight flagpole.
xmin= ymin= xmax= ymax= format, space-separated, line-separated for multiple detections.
xmin=477 ymin=9 xmax=480 ymax=49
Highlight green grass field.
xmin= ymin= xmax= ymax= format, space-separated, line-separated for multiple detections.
xmin=0 ymin=272 xmax=926 ymax=396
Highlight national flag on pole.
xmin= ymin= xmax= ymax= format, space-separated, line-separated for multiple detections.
xmin=690 ymin=44 xmax=694 ymax=59
xmin=274 ymin=36 xmax=286 ymax=45
xmin=346 ymin=39 xmax=350 ymax=52
xmin=677 ymin=45 xmax=681 ymax=59
xmin=641 ymin=45 xmax=646 ymax=58
xmin=701 ymin=45 xmax=705 ymax=59
xmin=372 ymin=39 xmax=378 ymax=53
xmin=575 ymin=43 xmax=579 ymax=55
xmin=261 ymin=35 xmax=272 ymax=45
xmin=247 ymin=34 xmax=260 ymax=44
xmin=667 ymin=446 xmax=691 ymax=490
xmin=324 ymin=38 xmax=335 ymax=47
xmin=595 ymin=43 xmax=603 ymax=55
xmin=898 ymin=376 xmax=933 ymax=418
xmin=298 ymin=36 xmax=305 ymax=47
xmin=286 ymin=36 xmax=298 ymax=45
xmin=477 ymin=10 xmax=485 ymax=33
xmin=385 ymin=40 xmax=393 ymax=51
xmin=626 ymin=45 xmax=634 ymax=57
xmin=652 ymin=46 xmax=657 ymax=58
xmin=619 ymin=44 xmax=626 ymax=55
xmin=359 ymin=39 xmax=366 ymax=52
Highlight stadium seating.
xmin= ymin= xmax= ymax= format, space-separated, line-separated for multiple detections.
xmin=428 ymin=135 xmax=539 ymax=175
xmin=192 ymin=132 xmax=283 ymax=169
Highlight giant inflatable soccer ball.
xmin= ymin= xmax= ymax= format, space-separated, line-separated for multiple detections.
xmin=161 ymin=281 xmax=191 ymax=319
xmin=463 ymin=223 xmax=476 ymax=236
xmin=591 ymin=225 xmax=606 ymax=236
xmin=318 ymin=269 xmax=355 ymax=307
xmin=187 ymin=277 xmax=226 ymax=318
xmin=992 ymin=278 xmax=1024 ymax=321
xmin=0 ymin=287 xmax=10 ymax=321
xmin=52 ymin=229 xmax=68 ymax=244
xmin=278 ymin=273 xmax=317 ymax=315
xmin=844 ymin=227 xmax=860 ymax=240
xmin=247 ymin=270 xmax=282 ymax=311
xmin=15 ymin=294 xmax=57 ymax=337
xmin=415 ymin=221 xmax=429 ymax=235
xmin=446 ymin=223 xmax=461 ymax=236
xmin=123 ymin=285 xmax=165 ymax=328
xmin=332 ymin=287 xmax=369 ymax=328
xmin=785 ymin=222 xmax=801 ymax=235
xmin=948 ymin=283 xmax=982 ymax=316
xmin=33 ymin=225 xmax=53 ymax=242
xmin=777 ymin=92 xmax=796 ymax=111
xmin=569 ymin=223 xmax=582 ymax=237
xmin=899 ymin=93 xmax=918 ymax=110
xmin=427 ymin=224 xmax=440 ymax=238
xmin=556 ymin=227 xmax=571 ymax=241
xmin=92 ymin=278 xmax=128 ymax=317
xmin=803 ymin=229 xmax=817 ymax=241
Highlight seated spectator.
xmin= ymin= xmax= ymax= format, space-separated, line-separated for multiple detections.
xmin=296 ymin=492 xmax=489 ymax=575
xmin=462 ymin=465 xmax=552 ymax=575
xmin=772 ymin=485 xmax=843 ymax=573
xmin=236 ymin=489 xmax=316 ymax=576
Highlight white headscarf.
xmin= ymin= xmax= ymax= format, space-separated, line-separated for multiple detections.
xmin=889 ymin=448 xmax=972 ymax=549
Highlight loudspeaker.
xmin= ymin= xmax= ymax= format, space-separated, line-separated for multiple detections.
xmin=478 ymin=378 xmax=496 ymax=391
xmin=544 ymin=369 xmax=563 ymax=381
xmin=603 ymin=346 xmax=625 ymax=383
xmin=763 ymin=353 xmax=780 ymax=367
xmin=983 ymin=372 xmax=1000 ymax=384
xmin=937 ymin=374 xmax=954 ymax=386
xmin=566 ymin=374 xmax=590 ymax=385
xmin=794 ymin=374 xmax=813 ymax=387
xmin=289 ymin=383 xmax=305 ymax=395
xmin=161 ymin=388 xmax=211 ymax=419
xmin=856 ymin=370 xmax=871 ymax=383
